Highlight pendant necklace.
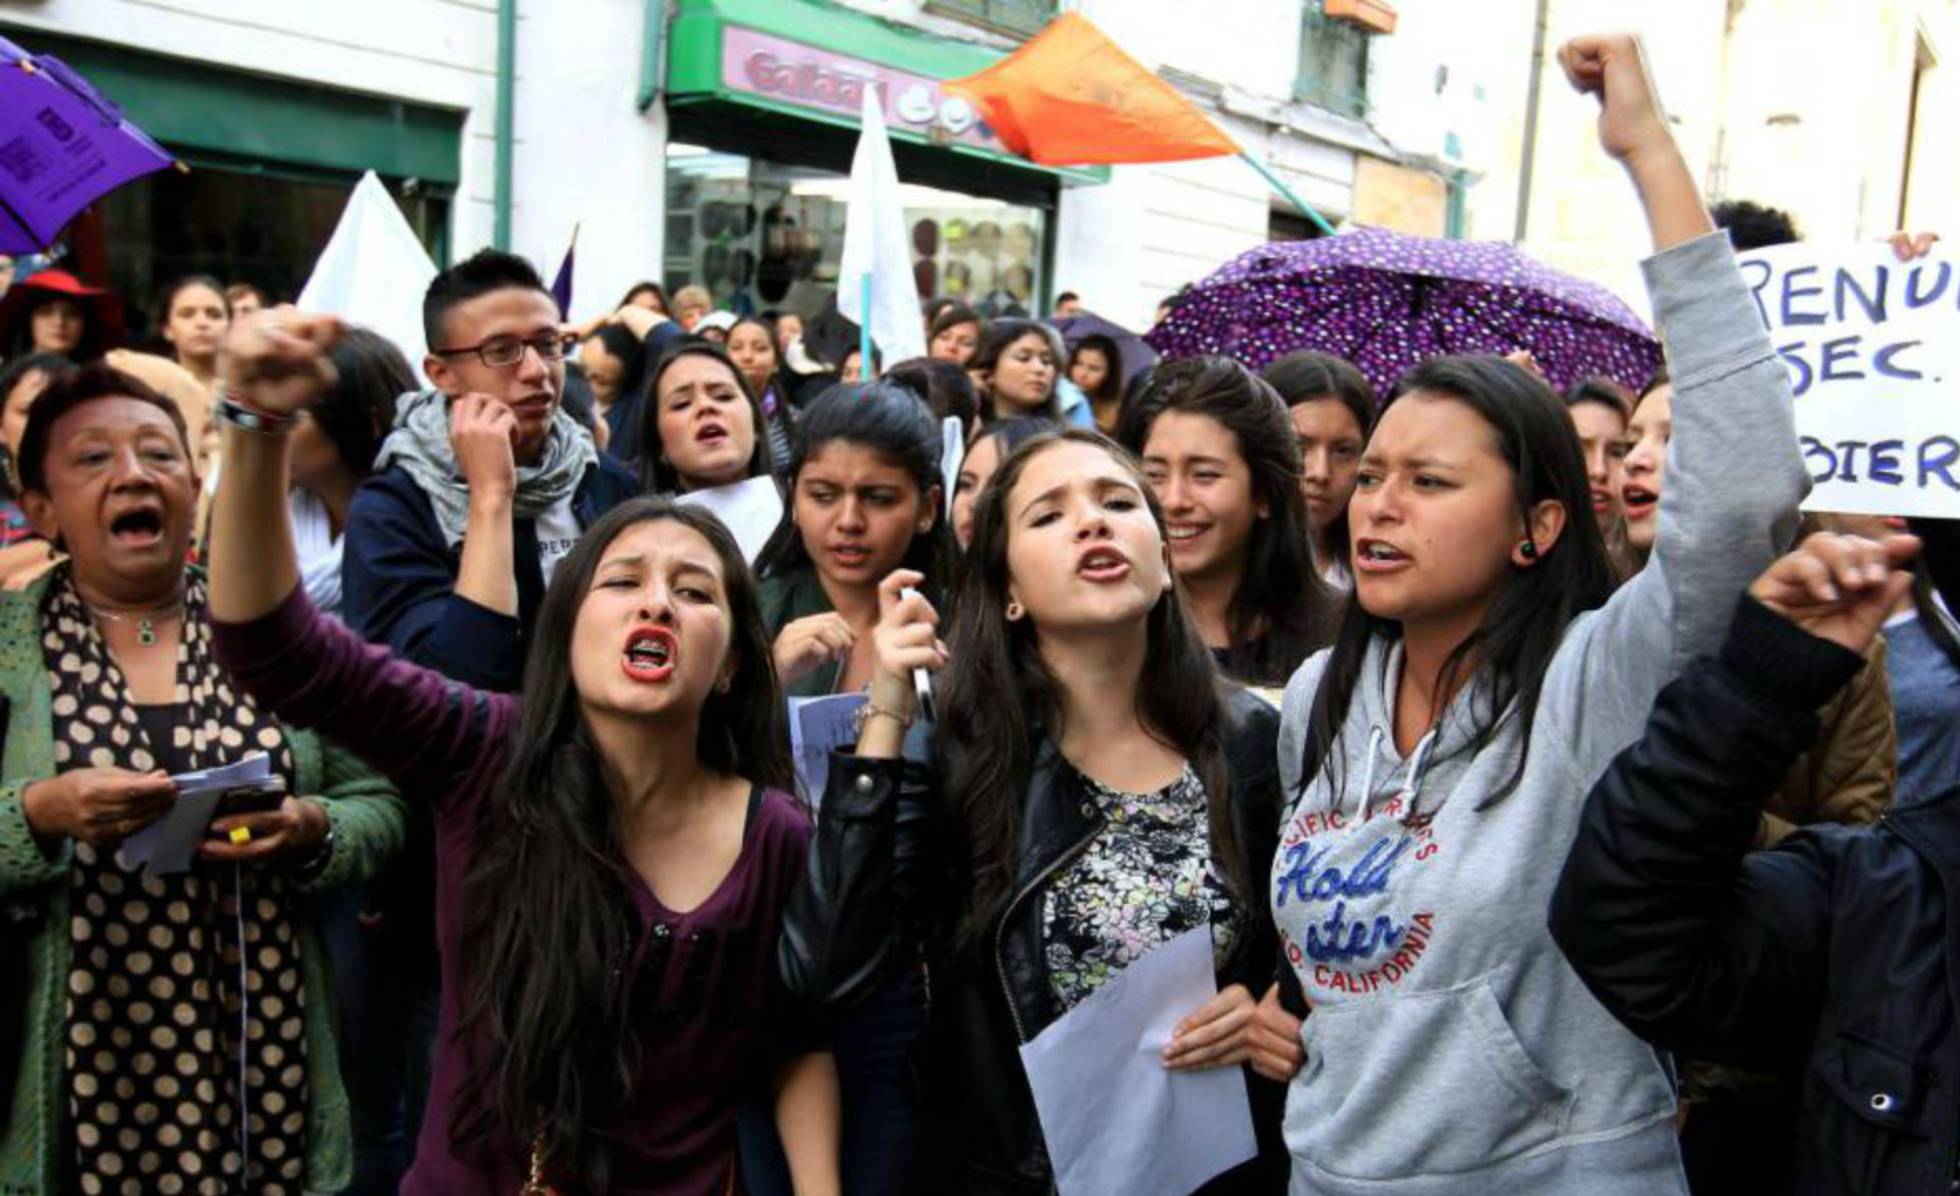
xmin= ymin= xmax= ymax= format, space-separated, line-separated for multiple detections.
xmin=86 ymin=599 xmax=185 ymax=646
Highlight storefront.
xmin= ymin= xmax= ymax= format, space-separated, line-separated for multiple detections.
xmin=659 ymin=0 xmax=1103 ymax=321
xmin=0 ymin=23 xmax=460 ymax=337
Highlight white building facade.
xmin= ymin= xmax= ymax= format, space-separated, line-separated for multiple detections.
xmin=4 ymin=0 xmax=1449 ymax=340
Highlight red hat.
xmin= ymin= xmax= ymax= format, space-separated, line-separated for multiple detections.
xmin=0 ymin=269 xmax=125 ymax=356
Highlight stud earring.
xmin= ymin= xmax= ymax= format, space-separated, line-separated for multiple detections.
xmin=1519 ymin=540 xmax=1539 ymax=561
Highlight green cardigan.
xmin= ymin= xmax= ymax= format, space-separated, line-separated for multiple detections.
xmin=0 ymin=574 xmax=408 ymax=1196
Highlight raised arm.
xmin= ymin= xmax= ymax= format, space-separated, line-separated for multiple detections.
xmin=208 ymin=310 xmax=513 ymax=803
xmin=1550 ymin=533 xmax=1915 ymax=1068
xmin=1554 ymin=35 xmax=1808 ymax=769
xmin=778 ymin=571 xmax=944 ymax=1005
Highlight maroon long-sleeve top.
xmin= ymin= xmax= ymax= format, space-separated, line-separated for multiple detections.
xmin=213 ymin=586 xmax=814 ymax=1195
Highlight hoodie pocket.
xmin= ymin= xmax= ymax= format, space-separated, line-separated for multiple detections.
xmin=1287 ymin=977 xmax=1577 ymax=1181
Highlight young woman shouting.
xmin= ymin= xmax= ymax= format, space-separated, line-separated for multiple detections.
xmin=782 ymin=429 xmax=1302 ymax=1195
xmin=203 ymin=312 xmax=839 ymax=1196
xmin=1267 ymin=35 xmax=1806 ymax=1194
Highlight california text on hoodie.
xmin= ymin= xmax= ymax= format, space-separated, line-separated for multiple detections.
xmin=1270 ymin=231 xmax=1808 ymax=1195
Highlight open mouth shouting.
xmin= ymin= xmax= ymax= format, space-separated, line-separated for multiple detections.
xmin=106 ymin=504 xmax=166 ymax=550
xmin=694 ymin=420 xmax=730 ymax=449
xmin=1353 ymin=537 xmax=1412 ymax=574
xmin=621 ymin=626 xmax=678 ymax=683
xmin=1621 ymin=483 xmax=1658 ymax=522
xmin=1075 ymin=544 xmax=1132 ymax=582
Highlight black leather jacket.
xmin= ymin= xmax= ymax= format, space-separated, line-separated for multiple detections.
xmin=1552 ymin=596 xmax=1960 ymax=1195
xmin=779 ymin=688 xmax=1288 ymax=1195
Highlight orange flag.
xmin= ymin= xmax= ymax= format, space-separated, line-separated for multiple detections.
xmin=945 ymin=13 xmax=1239 ymax=166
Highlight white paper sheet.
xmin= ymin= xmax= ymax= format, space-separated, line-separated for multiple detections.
xmin=1019 ymin=928 xmax=1258 ymax=1196
xmin=787 ymin=694 xmax=866 ymax=810
xmin=675 ymin=475 xmax=784 ymax=565
xmin=118 ymin=754 xmax=273 ymax=877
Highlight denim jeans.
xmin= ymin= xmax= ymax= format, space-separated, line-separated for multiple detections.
xmin=320 ymin=886 xmax=441 ymax=1196
xmin=738 ymin=968 xmax=926 ymax=1195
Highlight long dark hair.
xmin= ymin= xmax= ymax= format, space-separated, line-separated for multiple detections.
xmin=1565 ymin=375 xmax=1639 ymax=582
xmin=320 ymin=327 xmax=415 ymax=475
xmin=972 ymin=318 xmax=1064 ymax=424
xmin=451 ymin=498 xmax=791 ymax=1188
xmin=589 ymin=323 xmax=651 ymax=402
xmin=1300 ymin=356 xmax=1615 ymax=806
xmin=1261 ymin=350 xmax=1376 ymax=574
xmin=885 ymin=355 xmax=980 ymax=437
xmin=936 ymin=428 xmax=1241 ymax=947
xmin=757 ymin=382 xmax=955 ymax=603
xmin=1116 ymin=356 xmax=1337 ymax=685
xmin=0 ymin=353 xmax=76 ymax=496
xmin=637 ymin=340 xmax=774 ymax=493
xmin=1068 ymin=333 xmax=1125 ymax=413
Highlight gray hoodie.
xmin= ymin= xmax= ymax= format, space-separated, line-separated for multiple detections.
xmin=1271 ymin=232 xmax=1807 ymax=1194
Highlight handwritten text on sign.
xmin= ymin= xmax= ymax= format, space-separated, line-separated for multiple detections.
xmin=1739 ymin=243 xmax=1958 ymax=518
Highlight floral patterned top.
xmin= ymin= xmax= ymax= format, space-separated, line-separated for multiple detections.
xmin=1041 ymin=764 xmax=1241 ymax=1010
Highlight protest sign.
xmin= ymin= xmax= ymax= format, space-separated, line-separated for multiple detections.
xmin=1738 ymin=242 xmax=1959 ymax=518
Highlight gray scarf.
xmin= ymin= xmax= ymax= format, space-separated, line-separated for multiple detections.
xmin=373 ymin=388 xmax=600 ymax=548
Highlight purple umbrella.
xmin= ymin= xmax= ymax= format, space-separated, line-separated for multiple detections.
xmin=1047 ymin=311 xmax=1159 ymax=384
xmin=0 ymin=35 xmax=176 ymax=254
xmin=1146 ymin=229 xmax=1663 ymax=398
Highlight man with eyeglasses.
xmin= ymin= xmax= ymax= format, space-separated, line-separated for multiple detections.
xmin=341 ymin=248 xmax=638 ymax=694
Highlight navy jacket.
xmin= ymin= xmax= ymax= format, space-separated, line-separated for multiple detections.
xmin=1551 ymin=595 xmax=1960 ymax=1195
xmin=341 ymin=456 xmax=639 ymax=692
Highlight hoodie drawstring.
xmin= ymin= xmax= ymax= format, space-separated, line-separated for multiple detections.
xmin=1356 ymin=725 xmax=1441 ymax=823
xmin=1354 ymin=727 xmax=1384 ymax=821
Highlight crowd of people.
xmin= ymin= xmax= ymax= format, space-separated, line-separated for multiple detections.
xmin=0 ymin=30 xmax=1954 ymax=1196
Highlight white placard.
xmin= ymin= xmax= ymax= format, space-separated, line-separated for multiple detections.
xmin=1738 ymin=242 xmax=1960 ymax=517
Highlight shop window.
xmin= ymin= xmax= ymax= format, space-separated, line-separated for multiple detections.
xmin=665 ymin=143 xmax=1047 ymax=329
xmin=924 ymin=0 xmax=1058 ymax=39
xmin=85 ymin=163 xmax=448 ymax=340
xmin=1269 ymin=209 xmax=1329 ymax=244
xmin=1296 ymin=1 xmax=1371 ymax=120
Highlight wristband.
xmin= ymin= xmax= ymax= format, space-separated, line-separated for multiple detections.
xmin=216 ymin=391 xmax=297 ymax=434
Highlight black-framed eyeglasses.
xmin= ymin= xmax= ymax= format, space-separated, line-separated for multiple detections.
xmin=430 ymin=331 xmax=573 ymax=369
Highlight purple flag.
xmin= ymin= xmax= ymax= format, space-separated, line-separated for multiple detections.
xmin=548 ymin=223 xmax=579 ymax=320
xmin=0 ymin=36 xmax=176 ymax=253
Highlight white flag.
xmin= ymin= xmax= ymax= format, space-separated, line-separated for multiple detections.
xmin=838 ymin=89 xmax=926 ymax=368
xmin=298 ymin=171 xmax=439 ymax=383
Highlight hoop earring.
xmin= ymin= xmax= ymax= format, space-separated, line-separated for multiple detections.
xmin=1005 ymin=600 xmax=1024 ymax=622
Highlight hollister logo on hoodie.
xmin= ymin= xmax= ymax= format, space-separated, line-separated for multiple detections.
xmin=1275 ymin=774 xmax=1442 ymax=994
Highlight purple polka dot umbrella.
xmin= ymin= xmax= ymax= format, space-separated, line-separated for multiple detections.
xmin=1144 ymin=228 xmax=1663 ymax=399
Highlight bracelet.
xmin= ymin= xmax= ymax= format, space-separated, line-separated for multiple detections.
xmin=294 ymin=809 xmax=335 ymax=877
xmin=216 ymin=392 xmax=297 ymax=435
xmin=854 ymin=700 xmax=914 ymax=734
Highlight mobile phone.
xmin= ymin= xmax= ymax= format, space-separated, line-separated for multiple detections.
xmin=210 ymin=778 xmax=287 ymax=820
xmin=899 ymin=586 xmax=937 ymax=723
